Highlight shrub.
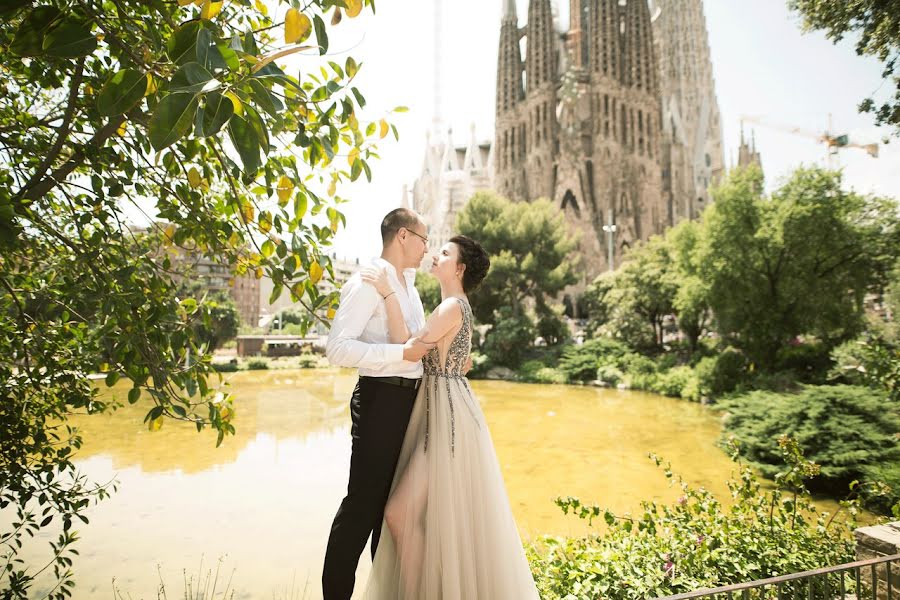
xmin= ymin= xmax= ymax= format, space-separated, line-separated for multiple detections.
xmin=559 ymin=338 xmax=632 ymax=383
xmin=719 ymin=385 xmax=900 ymax=509
xmin=695 ymin=347 xmax=747 ymax=398
xmin=482 ymin=308 xmax=535 ymax=369
xmin=527 ymin=439 xmax=859 ymax=600
xmin=212 ymin=362 xmax=240 ymax=373
xmin=247 ymin=358 xmax=269 ymax=370
xmin=652 ymin=366 xmax=699 ymax=399
xmin=297 ymin=354 xmax=319 ymax=368
xmin=467 ymin=351 xmax=492 ymax=379
xmin=596 ymin=364 xmax=624 ymax=386
xmin=532 ymin=367 xmax=568 ymax=384
xmin=829 ymin=334 xmax=900 ymax=403
xmin=775 ymin=342 xmax=832 ymax=383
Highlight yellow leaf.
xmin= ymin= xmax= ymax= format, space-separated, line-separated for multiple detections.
xmin=327 ymin=179 xmax=336 ymax=197
xmin=148 ymin=416 xmax=163 ymax=432
xmin=379 ymin=119 xmax=389 ymax=139
xmin=309 ymin=261 xmax=323 ymax=284
xmin=254 ymin=0 xmax=268 ymax=16
xmin=345 ymin=0 xmax=363 ymax=18
xmin=255 ymin=267 xmax=264 ymax=279
xmin=187 ymin=167 xmax=202 ymax=188
xmin=285 ymin=9 xmax=312 ymax=44
xmin=200 ymin=0 xmax=223 ymax=19
xmin=84 ymin=83 xmax=93 ymax=95
xmin=145 ymin=74 xmax=157 ymax=96
xmin=193 ymin=0 xmax=202 ymax=5
xmin=276 ymin=175 xmax=294 ymax=206
xmin=177 ymin=0 xmax=192 ymax=5
xmin=331 ymin=7 xmax=342 ymax=26
xmin=116 ymin=121 xmax=127 ymax=136
xmin=347 ymin=111 xmax=358 ymax=131
xmin=163 ymin=223 xmax=176 ymax=243
xmin=327 ymin=306 xmax=336 ymax=319
xmin=224 ymin=90 xmax=243 ymax=116
xmin=240 ymin=201 xmax=255 ymax=224
xmin=347 ymin=147 xmax=359 ymax=167
xmin=291 ymin=281 xmax=304 ymax=299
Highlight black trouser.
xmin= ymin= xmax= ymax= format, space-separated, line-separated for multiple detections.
xmin=322 ymin=376 xmax=419 ymax=600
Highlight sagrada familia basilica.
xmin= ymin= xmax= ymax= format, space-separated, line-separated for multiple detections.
xmin=406 ymin=0 xmax=760 ymax=277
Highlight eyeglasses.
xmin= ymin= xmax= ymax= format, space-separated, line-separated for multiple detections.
xmin=404 ymin=228 xmax=428 ymax=244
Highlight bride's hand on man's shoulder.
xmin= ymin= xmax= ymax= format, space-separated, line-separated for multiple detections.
xmin=360 ymin=267 xmax=392 ymax=297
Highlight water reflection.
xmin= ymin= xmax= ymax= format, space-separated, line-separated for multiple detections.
xmin=4 ymin=369 xmax=862 ymax=599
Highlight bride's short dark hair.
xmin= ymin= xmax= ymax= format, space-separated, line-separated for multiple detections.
xmin=449 ymin=235 xmax=490 ymax=293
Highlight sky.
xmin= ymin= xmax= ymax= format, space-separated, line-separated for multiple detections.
xmin=302 ymin=0 xmax=900 ymax=261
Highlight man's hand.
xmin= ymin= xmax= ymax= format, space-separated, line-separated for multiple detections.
xmin=402 ymin=336 xmax=435 ymax=362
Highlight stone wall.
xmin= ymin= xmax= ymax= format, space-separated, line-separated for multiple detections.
xmin=855 ymin=521 xmax=900 ymax=599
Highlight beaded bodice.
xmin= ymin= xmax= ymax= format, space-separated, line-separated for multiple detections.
xmin=422 ymin=297 xmax=472 ymax=378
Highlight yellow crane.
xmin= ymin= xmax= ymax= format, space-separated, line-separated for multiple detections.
xmin=740 ymin=114 xmax=879 ymax=167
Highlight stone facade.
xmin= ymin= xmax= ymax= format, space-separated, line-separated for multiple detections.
xmin=405 ymin=126 xmax=494 ymax=258
xmin=494 ymin=0 xmax=724 ymax=279
xmin=651 ymin=0 xmax=725 ymax=222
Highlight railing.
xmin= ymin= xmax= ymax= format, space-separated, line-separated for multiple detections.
xmin=654 ymin=553 xmax=900 ymax=600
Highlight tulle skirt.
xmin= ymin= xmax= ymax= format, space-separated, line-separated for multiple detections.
xmin=363 ymin=374 xmax=540 ymax=600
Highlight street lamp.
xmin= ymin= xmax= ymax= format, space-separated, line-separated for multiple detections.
xmin=601 ymin=208 xmax=617 ymax=272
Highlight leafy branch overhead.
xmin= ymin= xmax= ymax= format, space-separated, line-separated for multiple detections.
xmin=0 ymin=0 xmax=401 ymax=595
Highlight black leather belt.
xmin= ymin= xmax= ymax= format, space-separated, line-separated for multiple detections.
xmin=360 ymin=375 xmax=422 ymax=390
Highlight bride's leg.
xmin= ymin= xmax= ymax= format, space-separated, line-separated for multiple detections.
xmin=384 ymin=444 xmax=428 ymax=597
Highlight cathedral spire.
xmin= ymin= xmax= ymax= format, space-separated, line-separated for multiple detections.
xmin=591 ymin=0 xmax=620 ymax=80
xmin=624 ymin=0 xmax=656 ymax=91
xmin=526 ymin=0 xmax=556 ymax=92
xmin=503 ymin=0 xmax=516 ymax=21
xmin=496 ymin=0 xmax=524 ymax=118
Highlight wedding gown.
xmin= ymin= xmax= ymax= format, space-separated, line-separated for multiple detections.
xmin=363 ymin=298 xmax=540 ymax=599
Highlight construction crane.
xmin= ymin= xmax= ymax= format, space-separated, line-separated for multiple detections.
xmin=740 ymin=114 xmax=879 ymax=167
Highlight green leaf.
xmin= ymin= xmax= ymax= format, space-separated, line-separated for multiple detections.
xmin=97 ymin=69 xmax=147 ymax=116
xmin=294 ymin=193 xmax=307 ymax=220
xmin=10 ymin=5 xmax=61 ymax=56
xmin=167 ymin=21 xmax=203 ymax=66
xmin=345 ymin=56 xmax=359 ymax=78
xmin=196 ymin=26 xmax=212 ymax=67
xmin=313 ymin=14 xmax=328 ymax=55
xmin=261 ymin=239 xmax=275 ymax=258
xmin=105 ymin=371 xmax=120 ymax=387
xmin=148 ymin=92 xmax=200 ymax=151
xmin=213 ymin=42 xmax=240 ymax=71
xmin=197 ymin=92 xmax=234 ymax=137
xmin=351 ymin=86 xmax=366 ymax=108
xmin=242 ymin=28 xmax=259 ymax=55
xmin=311 ymin=86 xmax=329 ymax=103
xmin=248 ymin=79 xmax=283 ymax=117
xmin=393 ymin=105 xmax=409 ymax=113
xmin=0 ymin=0 xmax=31 ymax=16
xmin=228 ymin=112 xmax=262 ymax=174
xmin=128 ymin=387 xmax=141 ymax=404
xmin=42 ymin=19 xmax=96 ymax=58
xmin=243 ymin=105 xmax=270 ymax=154
xmin=170 ymin=62 xmax=217 ymax=93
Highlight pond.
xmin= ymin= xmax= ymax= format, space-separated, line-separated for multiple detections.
xmin=10 ymin=368 xmax=854 ymax=599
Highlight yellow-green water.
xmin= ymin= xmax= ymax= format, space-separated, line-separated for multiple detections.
xmin=7 ymin=369 xmax=867 ymax=598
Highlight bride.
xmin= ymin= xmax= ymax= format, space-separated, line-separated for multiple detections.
xmin=359 ymin=235 xmax=540 ymax=599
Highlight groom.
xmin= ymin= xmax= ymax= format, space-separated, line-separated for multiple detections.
xmin=322 ymin=208 xmax=433 ymax=600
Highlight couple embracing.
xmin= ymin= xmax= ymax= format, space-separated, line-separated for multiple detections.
xmin=322 ymin=208 xmax=540 ymax=599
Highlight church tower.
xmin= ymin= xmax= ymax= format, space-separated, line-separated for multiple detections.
xmin=652 ymin=0 xmax=725 ymax=222
xmin=495 ymin=0 xmax=526 ymax=200
xmin=522 ymin=0 xmax=558 ymax=200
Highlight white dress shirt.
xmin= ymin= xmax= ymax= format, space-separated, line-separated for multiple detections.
xmin=325 ymin=257 xmax=427 ymax=378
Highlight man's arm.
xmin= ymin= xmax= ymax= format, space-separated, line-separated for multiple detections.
xmin=325 ymin=277 xmax=433 ymax=368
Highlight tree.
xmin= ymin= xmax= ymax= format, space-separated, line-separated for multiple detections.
xmin=695 ymin=165 xmax=897 ymax=368
xmin=667 ymin=219 xmax=711 ymax=353
xmin=415 ymin=271 xmax=441 ymax=313
xmin=0 ymin=0 xmax=394 ymax=594
xmin=455 ymin=191 xmax=580 ymax=324
xmin=603 ymin=235 xmax=678 ymax=351
xmin=788 ymin=0 xmax=900 ymax=134
xmin=194 ymin=291 xmax=240 ymax=352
